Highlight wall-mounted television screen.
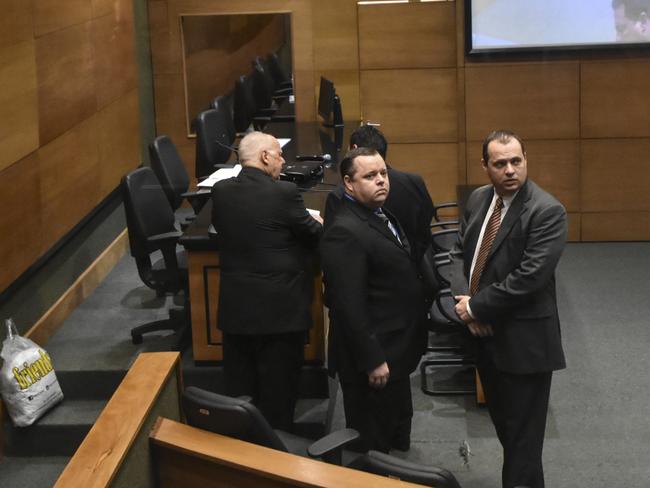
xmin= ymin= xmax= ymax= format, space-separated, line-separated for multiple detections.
xmin=466 ymin=0 xmax=650 ymax=55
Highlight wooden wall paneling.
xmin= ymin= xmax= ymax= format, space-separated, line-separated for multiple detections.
xmin=581 ymin=138 xmax=650 ymax=213
xmin=358 ymin=2 xmax=456 ymax=70
xmin=389 ymin=143 xmax=458 ymax=205
xmin=465 ymin=63 xmax=580 ymax=142
xmin=312 ymin=0 xmax=360 ymax=120
xmin=32 ymin=0 xmax=92 ymax=38
xmin=154 ymin=73 xmax=190 ymax=145
xmin=455 ymin=0 xmax=466 ymax=67
xmin=466 ymin=139 xmax=580 ymax=213
xmin=149 ymin=1 xmax=180 ymax=76
xmin=35 ymin=23 xmax=97 ymax=145
xmin=581 ymin=61 xmax=650 ymax=139
xmin=360 ymin=68 xmax=457 ymax=143
xmin=0 ymin=153 xmax=43 ymax=292
xmin=582 ymin=212 xmax=650 ymax=241
xmin=0 ymin=0 xmax=33 ymax=48
xmin=567 ymin=213 xmax=581 ymax=242
xmin=0 ymin=40 xmax=39 ymax=171
xmin=91 ymin=0 xmax=119 ymax=19
xmin=38 ymin=117 xmax=101 ymax=247
xmin=91 ymin=1 xmax=138 ymax=109
xmin=96 ymin=89 xmax=142 ymax=196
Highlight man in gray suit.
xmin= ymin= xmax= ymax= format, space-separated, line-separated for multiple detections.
xmin=453 ymin=130 xmax=567 ymax=488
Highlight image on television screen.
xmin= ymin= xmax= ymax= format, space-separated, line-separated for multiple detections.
xmin=467 ymin=0 xmax=650 ymax=53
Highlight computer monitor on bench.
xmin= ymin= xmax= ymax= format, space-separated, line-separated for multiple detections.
xmin=318 ymin=76 xmax=343 ymax=128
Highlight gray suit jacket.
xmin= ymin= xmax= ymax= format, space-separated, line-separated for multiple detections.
xmin=452 ymin=179 xmax=567 ymax=374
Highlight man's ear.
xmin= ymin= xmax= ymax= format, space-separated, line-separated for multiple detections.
xmin=481 ymin=159 xmax=488 ymax=172
xmin=343 ymin=175 xmax=354 ymax=193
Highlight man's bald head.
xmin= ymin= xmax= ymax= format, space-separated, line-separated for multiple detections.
xmin=238 ymin=131 xmax=285 ymax=179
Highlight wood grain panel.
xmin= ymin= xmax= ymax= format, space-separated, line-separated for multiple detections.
xmin=313 ymin=0 xmax=359 ymax=71
xmin=148 ymin=0 xmax=180 ymax=75
xmin=91 ymin=0 xmax=134 ymax=20
xmin=91 ymin=6 xmax=137 ymax=109
xmin=0 ymin=41 xmax=39 ymax=171
xmin=0 ymin=153 xmax=42 ymax=292
xmin=96 ymin=89 xmax=142 ymax=196
xmin=154 ymin=73 xmax=192 ymax=169
xmin=0 ymin=0 xmax=33 ymax=48
xmin=35 ymin=23 xmax=97 ymax=145
xmin=581 ymin=61 xmax=650 ymax=139
xmin=582 ymin=212 xmax=650 ymax=241
xmin=581 ymin=139 xmax=650 ymax=213
xmin=360 ymin=68 xmax=457 ymax=143
xmin=466 ymin=139 xmax=580 ymax=212
xmin=358 ymin=2 xmax=455 ymax=69
xmin=38 ymin=116 xmax=101 ymax=246
xmin=151 ymin=418 xmax=424 ymax=488
xmin=389 ymin=143 xmax=458 ymax=205
xmin=32 ymin=0 xmax=92 ymax=38
xmin=55 ymin=352 xmax=181 ymax=488
xmin=465 ymin=63 xmax=579 ymax=142
xmin=567 ymin=212 xmax=580 ymax=242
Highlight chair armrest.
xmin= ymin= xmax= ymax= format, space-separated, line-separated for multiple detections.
xmin=148 ymin=231 xmax=183 ymax=244
xmin=307 ymin=428 xmax=360 ymax=465
xmin=430 ymin=220 xmax=459 ymax=230
xmin=270 ymin=114 xmax=295 ymax=122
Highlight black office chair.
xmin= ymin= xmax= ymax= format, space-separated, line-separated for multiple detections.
xmin=195 ymin=109 xmax=237 ymax=180
xmin=420 ymin=252 xmax=475 ymax=397
xmin=149 ymin=135 xmax=210 ymax=221
xmin=121 ymin=167 xmax=189 ymax=346
xmin=432 ymin=201 xmax=459 ymax=225
xmin=210 ymin=95 xmax=238 ymax=142
xmin=266 ymin=52 xmax=293 ymax=93
xmin=182 ymin=387 xmax=462 ymax=488
xmin=253 ymin=56 xmax=293 ymax=99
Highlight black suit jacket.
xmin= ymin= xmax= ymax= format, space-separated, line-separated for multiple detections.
xmin=211 ymin=166 xmax=322 ymax=334
xmin=321 ymin=198 xmax=427 ymax=383
xmin=324 ymin=167 xmax=434 ymax=263
xmin=452 ymin=179 xmax=567 ymax=374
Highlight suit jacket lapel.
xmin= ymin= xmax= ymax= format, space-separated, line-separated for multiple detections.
xmin=346 ymin=199 xmax=410 ymax=255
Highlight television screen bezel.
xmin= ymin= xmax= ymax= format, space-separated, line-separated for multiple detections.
xmin=464 ymin=0 xmax=650 ymax=57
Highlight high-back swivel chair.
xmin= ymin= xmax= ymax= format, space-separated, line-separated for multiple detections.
xmin=195 ymin=109 xmax=236 ymax=180
xmin=149 ymin=135 xmax=210 ymax=219
xmin=121 ymin=167 xmax=189 ymax=346
xmin=182 ymin=386 xmax=462 ymax=488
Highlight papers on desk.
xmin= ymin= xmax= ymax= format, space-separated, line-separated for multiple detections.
xmin=197 ymin=164 xmax=242 ymax=188
xmin=307 ymin=208 xmax=320 ymax=217
xmin=278 ymin=138 xmax=291 ymax=148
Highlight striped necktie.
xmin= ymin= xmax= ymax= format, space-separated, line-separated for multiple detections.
xmin=470 ymin=196 xmax=503 ymax=295
xmin=376 ymin=208 xmax=401 ymax=244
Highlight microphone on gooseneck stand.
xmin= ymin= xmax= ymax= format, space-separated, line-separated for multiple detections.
xmin=295 ymin=153 xmax=332 ymax=162
xmin=214 ymin=138 xmax=239 ymax=155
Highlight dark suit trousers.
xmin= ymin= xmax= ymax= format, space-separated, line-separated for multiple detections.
xmin=477 ymin=352 xmax=552 ymax=488
xmin=223 ymin=331 xmax=305 ymax=431
xmin=340 ymin=376 xmax=413 ymax=453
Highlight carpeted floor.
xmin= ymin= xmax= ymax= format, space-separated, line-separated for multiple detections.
xmin=3 ymin=242 xmax=650 ymax=487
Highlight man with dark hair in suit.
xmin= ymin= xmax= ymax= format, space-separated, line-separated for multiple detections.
xmin=324 ymin=125 xmax=434 ymax=265
xmin=321 ymin=147 xmax=427 ymax=453
xmin=453 ymin=130 xmax=567 ymax=488
xmin=211 ymin=131 xmax=323 ymax=430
